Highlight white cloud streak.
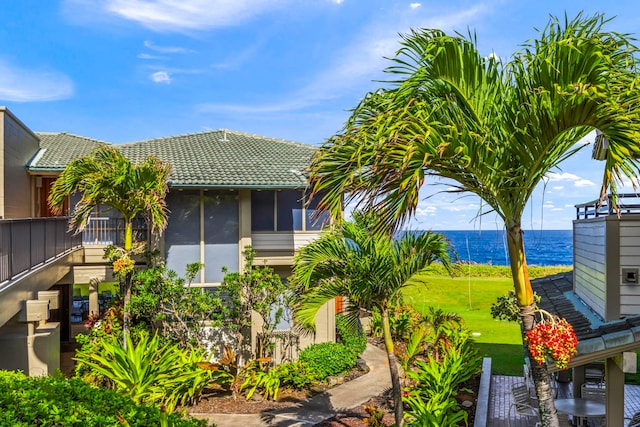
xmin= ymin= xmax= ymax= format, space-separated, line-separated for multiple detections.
xmin=143 ymin=40 xmax=195 ymax=54
xmin=0 ymin=60 xmax=73 ymax=102
xmin=199 ymin=4 xmax=489 ymax=115
xmin=97 ymin=0 xmax=285 ymax=32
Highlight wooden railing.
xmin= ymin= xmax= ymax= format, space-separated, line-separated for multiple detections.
xmin=575 ymin=193 xmax=640 ymax=220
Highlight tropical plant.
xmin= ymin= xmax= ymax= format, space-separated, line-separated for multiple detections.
xmin=0 ymin=371 xmax=206 ymax=427
xmin=74 ymin=330 xmax=213 ymax=412
xmin=336 ymin=314 xmax=367 ymax=356
xmin=128 ymin=258 xmax=227 ymax=348
xmin=298 ymin=342 xmax=357 ymax=380
xmin=305 ymin=13 xmax=640 ymax=425
xmin=197 ymin=346 xmax=271 ymax=400
xmin=220 ymin=247 xmax=289 ymax=360
xmin=49 ymin=146 xmax=171 ymax=344
xmin=291 ymin=211 xmax=451 ymax=426
xmin=403 ymin=339 xmax=481 ymax=427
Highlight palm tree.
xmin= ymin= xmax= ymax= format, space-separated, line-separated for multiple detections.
xmin=49 ymin=146 xmax=171 ymax=343
xmin=291 ymin=212 xmax=452 ymax=427
xmin=307 ymin=14 xmax=640 ymax=426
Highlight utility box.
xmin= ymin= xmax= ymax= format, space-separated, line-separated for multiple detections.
xmin=38 ymin=291 xmax=60 ymax=310
xmin=18 ymin=300 xmax=49 ymax=323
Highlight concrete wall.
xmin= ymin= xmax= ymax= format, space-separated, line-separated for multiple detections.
xmin=0 ymin=107 xmax=40 ymax=219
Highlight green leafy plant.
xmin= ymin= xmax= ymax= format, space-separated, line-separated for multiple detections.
xmin=197 ymin=346 xmax=271 ymax=399
xmin=336 ymin=314 xmax=366 ymax=356
xmin=0 ymin=371 xmax=205 ymax=426
xmin=129 ymin=258 xmax=227 ymax=348
xmin=74 ymin=331 xmax=212 ymax=412
xmin=299 ymin=342 xmax=357 ymax=380
xmin=363 ymin=405 xmax=387 ymax=426
xmin=403 ymin=342 xmax=481 ymax=426
xmin=241 ymin=368 xmax=281 ymax=401
xmin=491 ymin=290 xmax=541 ymax=322
xmin=220 ymin=247 xmax=290 ymax=359
xmin=403 ymin=394 xmax=468 ymax=427
xmin=270 ymin=360 xmax=316 ymax=390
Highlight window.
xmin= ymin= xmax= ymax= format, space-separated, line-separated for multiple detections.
xmin=251 ymin=190 xmax=329 ymax=231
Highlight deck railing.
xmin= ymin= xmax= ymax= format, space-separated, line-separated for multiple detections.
xmin=81 ymin=216 xmax=148 ymax=246
xmin=0 ymin=217 xmax=81 ymax=283
xmin=575 ymin=193 xmax=640 ymax=220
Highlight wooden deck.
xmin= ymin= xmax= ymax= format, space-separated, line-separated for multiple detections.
xmin=488 ymin=375 xmax=640 ymax=426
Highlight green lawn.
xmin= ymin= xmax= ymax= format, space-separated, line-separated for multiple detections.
xmin=403 ymin=274 xmax=525 ymax=375
xmin=403 ymin=268 xmax=640 ymax=383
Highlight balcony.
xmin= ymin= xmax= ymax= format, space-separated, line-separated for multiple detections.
xmin=81 ymin=216 xmax=148 ymax=247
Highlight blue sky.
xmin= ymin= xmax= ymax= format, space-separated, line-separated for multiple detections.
xmin=2 ymin=0 xmax=639 ymax=230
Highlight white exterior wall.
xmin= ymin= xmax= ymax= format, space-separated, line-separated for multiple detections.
xmin=574 ymin=219 xmax=607 ymax=319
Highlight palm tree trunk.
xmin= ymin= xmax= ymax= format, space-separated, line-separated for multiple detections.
xmin=507 ymin=224 xmax=559 ymax=427
xmin=122 ymin=221 xmax=133 ymax=349
xmin=382 ymin=308 xmax=403 ymax=427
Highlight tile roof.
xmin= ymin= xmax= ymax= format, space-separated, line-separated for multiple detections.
xmin=29 ymin=132 xmax=107 ymax=170
xmin=29 ymin=129 xmax=315 ymax=188
xmin=532 ymin=272 xmax=640 ymax=365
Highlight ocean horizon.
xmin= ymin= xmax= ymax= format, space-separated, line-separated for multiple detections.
xmin=428 ymin=229 xmax=573 ymax=266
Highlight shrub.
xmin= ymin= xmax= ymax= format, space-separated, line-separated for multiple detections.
xmin=271 ymin=361 xmax=316 ymax=390
xmin=299 ymin=342 xmax=357 ymax=380
xmin=0 ymin=371 xmax=206 ymax=426
xmin=74 ymin=331 xmax=213 ymax=412
xmin=336 ymin=314 xmax=366 ymax=356
xmin=403 ymin=336 xmax=482 ymax=426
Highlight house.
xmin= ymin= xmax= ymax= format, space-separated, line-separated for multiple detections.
xmin=529 ymin=146 xmax=640 ymax=425
xmin=0 ymin=106 xmax=335 ymax=375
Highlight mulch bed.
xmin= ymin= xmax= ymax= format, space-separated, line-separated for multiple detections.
xmin=187 ymin=346 xmax=479 ymax=426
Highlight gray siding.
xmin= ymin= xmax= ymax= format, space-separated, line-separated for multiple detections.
xmin=618 ymin=218 xmax=640 ymax=316
xmin=574 ymin=219 xmax=607 ymax=318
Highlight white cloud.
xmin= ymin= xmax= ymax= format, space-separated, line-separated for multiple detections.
xmin=199 ymin=4 xmax=489 ymax=115
xmin=575 ymin=179 xmax=595 ymax=187
xmin=143 ymin=40 xmax=195 ymax=54
xmin=410 ymin=3 xmax=421 ymax=9
xmin=545 ymin=171 xmax=595 ymax=187
xmin=150 ymin=71 xmax=171 ymax=84
xmin=138 ymin=53 xmax=167 ymax=60
xmin=0 ymin=60 xmax=73 ymax=102
xmin=553 ymin=186 xmax=564 ymax=191
xmin=86 ymin=0 xmax=286 ymax=32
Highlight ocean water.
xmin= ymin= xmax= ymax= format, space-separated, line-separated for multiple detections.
xmin=435 ymin=229 xmax=573 ymax=266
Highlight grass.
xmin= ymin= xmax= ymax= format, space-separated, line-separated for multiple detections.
xmin=402 ymin=264 xmax=571 ymax=376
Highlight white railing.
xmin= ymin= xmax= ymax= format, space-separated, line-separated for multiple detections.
xmin=81 ymin=217 xmax=148 ymax=246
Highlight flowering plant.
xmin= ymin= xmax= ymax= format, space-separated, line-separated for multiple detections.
xmin=112 ymin=254 xmax=135 ymax=277
xmin=525 ymin=315 xmax=578 ymax=370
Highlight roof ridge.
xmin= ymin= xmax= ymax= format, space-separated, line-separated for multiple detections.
xmin=36 ymin=131 xmax=111 ymax=145
xmin=120 ymin=128 xmax=314 ymax=148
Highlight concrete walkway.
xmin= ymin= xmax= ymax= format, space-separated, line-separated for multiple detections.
xmin=191 ymin=343 xmax=391 ymax=427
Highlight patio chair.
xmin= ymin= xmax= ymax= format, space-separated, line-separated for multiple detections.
xmin=508 ymin=383 xmax=539 ymax=427
xmin=581 ymin=383 xmax=606 ymax=426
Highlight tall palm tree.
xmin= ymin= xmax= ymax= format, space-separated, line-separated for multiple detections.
xmin=291 ymin=212 xmax=452 ymax=427
xmin=307 ymin=14 xmax=640 ymax=426
xmin=49 ymin=146 xmax=171 ymax=343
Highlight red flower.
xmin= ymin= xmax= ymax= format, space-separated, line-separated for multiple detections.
xmin=525 ymin=318 xmax=578 ymax=370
